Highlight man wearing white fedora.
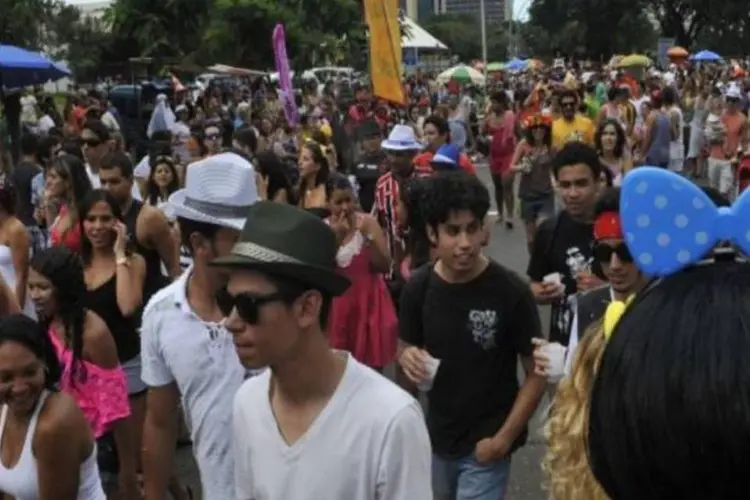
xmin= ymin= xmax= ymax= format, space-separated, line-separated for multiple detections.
xmin=140 ymin=152 xmax=258 ymax=500
xmin=372 ymin=124 xmax=431 ymax=268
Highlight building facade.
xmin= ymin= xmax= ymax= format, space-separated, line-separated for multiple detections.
xmin=435 ymin=0 xmax=510 ymax=23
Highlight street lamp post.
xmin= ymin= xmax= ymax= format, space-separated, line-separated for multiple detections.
xmin=480 ymin=0 xmax=488 ymax=85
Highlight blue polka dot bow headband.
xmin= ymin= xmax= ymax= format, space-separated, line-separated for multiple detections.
xmin=620 ymin=167 xmax=750 ymax=276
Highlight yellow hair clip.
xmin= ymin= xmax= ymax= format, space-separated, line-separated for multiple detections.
xmin=603 ymin=295 xmax=635 ymax=341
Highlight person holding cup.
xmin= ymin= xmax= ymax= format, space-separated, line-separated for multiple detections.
xmin=398 ymin=172 xmax=545 ymax=500
xmin=527 ymin=142 xmax=605 ymax=348
xmin=532 ymin=187 xmax=648 ymax=382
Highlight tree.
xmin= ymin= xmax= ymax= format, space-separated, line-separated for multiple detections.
xmin=420 ymin=13 xmax=484 ymax=62
xmin=64 ymin=16 xmax=116 ymax=81
xmin=104 ymin=0 xmax=212 ymax=61
xmin=526 ymin=0 xmax=656 ymax=58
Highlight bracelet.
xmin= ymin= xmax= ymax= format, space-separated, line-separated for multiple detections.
xmin=116 ymin=255 xmax=128 ymax=266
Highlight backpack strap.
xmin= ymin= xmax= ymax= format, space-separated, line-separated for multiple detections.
xmin=543 ymin=213 xmax=562 ymax=265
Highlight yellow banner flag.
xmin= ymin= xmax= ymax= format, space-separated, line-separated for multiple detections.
xmin=364 ymin=0 xmax=405 ymax=105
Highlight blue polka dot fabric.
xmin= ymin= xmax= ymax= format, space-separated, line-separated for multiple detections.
xmin=620 ymin=167 xmax=750 ymax=276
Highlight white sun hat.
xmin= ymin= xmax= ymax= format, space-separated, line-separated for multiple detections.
xmin=168 ymin=152 xmax=258 ymax=230
xmin=381 ymin=124 xmax=422 ymax=151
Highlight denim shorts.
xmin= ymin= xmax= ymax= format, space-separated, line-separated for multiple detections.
xmin=432 ymin=452 xmax=511 ymax=500
xmin=520 ymin=196 xmax=555 ymax=223
xmin=122 ymin=354 xmax=147 ymax=396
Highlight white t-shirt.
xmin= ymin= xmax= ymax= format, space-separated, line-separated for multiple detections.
xmin=20 ymin=95 xmax=37 ymax=124
xmin=37 ymin=115 xmax=55 ymax=135
xmin=101 ymin=111 xmax=121 ymax=132
xmin=86 ymin=164 xmax=142 ymax=201
xmin=232 ymin=355 xmax=432 ymax=500
xmin=141 ymin=268 xmax=247 ymax=500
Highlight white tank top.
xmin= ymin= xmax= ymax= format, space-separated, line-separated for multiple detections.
xmin=0 ymin=391 xmax=106 ymax=500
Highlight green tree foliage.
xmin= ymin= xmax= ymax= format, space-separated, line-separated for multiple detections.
xmin=526 ymin=0 xmax=658 ymax=58
xmin=0 ymin=0 xmax=82 ymax=52
xmin=652 ymin=0 xmax=749 ymax=54
xmin=420 ymin=13 xmax=523 ymax=61
xmin=102 ymin=0 xmax=212 ymax=64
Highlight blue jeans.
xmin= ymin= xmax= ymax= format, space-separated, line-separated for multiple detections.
xmin=432 ymin=452 xmax=511 ymax=500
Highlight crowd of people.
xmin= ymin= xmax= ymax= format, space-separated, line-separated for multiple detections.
xmin=0 ymin=57 xmax=746 ymax=500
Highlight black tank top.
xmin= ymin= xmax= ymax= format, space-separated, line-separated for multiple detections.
xmin=86 ymin=274 xmax=140 ymax=363
xmin=122 ymin=199 xmax=169 ymax=303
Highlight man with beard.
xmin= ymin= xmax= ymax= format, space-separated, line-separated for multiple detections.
xmin=551 ymin=89 xmax=595 ymax=151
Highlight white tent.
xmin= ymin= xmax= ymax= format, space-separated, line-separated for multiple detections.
xmin=401 ymin=16 xmax=449 ymax=51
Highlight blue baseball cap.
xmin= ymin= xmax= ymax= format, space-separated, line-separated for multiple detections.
xmin=430 ymin=144 xmax=461 ymax=170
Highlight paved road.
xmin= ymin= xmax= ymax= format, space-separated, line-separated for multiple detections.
xmin=173 ymin=164 xmax=550 ymax=499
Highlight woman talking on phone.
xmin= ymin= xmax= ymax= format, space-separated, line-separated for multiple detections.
xmin=79 ymin=189 xmax=145 ymax=495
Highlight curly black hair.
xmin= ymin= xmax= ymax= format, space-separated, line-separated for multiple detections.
xmin=421 ymin=171 xmax=490 ymax=231
xmin=552 ymin=141 xmax=603 ymax=181
xmin=30 ymin=247 xmax=88 ymax=385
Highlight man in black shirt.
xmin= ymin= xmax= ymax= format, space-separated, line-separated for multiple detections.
xmin=11 ymin=133 xmax=44 ymax=253
xmin=351 ymin=120 xmax=385 ymax=213
xmin=398 ymin=172 xmax=545 ymax=500
xmin=527 ymin=142 xmax=606 ymax=345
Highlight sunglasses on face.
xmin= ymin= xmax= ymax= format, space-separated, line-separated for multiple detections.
xmin=83 ymin=138 xmax=102 ymax=148
xmin=593 ymin=242 xmax=633 ymax=264
xmin=216 ymin=288 xmax=287 ymax=324
xmin=561 ymin=101 xmax=576 ymax=108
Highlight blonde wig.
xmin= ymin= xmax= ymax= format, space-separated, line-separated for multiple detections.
xmin=542 ymin=321 xmax=608 ymax=500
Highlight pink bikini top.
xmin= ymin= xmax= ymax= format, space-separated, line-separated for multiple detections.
xmin=48 ymin=327 xmax=130 ymax=437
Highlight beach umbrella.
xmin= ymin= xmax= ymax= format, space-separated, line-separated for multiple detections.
xmin=667 ymin=46 xmax=688 ymax=58
xmin=436 ymin=65 xmax=485 ymax=85
xmin=0 ymin=44 xmax=71 ymax=90
xmin=505 ymin=58 xmax=527 ymax=72
xmin=690 ymin=50 xmax=722 ymax=62
xmin=617 ymin=54 xmax=652 ymax=68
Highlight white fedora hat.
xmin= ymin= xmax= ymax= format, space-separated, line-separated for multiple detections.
xmin=169 ymin=152 xmax=257 ymax=230
xmin=381 ymin=124 xmax=422 ymax=151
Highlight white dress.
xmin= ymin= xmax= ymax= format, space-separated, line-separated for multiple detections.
xmin=0 ymin=245 xmax=36 ymax=319
xmin=668 ymin=105 xmax=685 ymax=173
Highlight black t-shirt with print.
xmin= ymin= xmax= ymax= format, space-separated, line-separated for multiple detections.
xmin=399 ymin=260 xmax=541 ymax=458
xmin=353 ymin=150 xmax=386 ymax=213
xmin=526 ymin=210 xmax=595 ymax=345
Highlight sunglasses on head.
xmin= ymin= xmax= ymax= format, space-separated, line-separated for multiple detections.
xmin=593 ymin=242 xmax=633 ymax=263
xmin=216 ymin=288 xmax=287 ymax=324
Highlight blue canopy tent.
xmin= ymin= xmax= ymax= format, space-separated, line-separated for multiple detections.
xmin=0 ymin=44 xmax=71 ymax=91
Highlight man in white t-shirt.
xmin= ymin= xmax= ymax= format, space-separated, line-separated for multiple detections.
xmin=213 ymin=202 xmax=432 ymax=500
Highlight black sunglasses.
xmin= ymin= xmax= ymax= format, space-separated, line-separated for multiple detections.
xmin=593 ymin=242 xmax=633 ymax=264
xmin=216 ymin=288 xmax=287 ymax=324
xmin=83 ymin=138 xmax=102 ymax=148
